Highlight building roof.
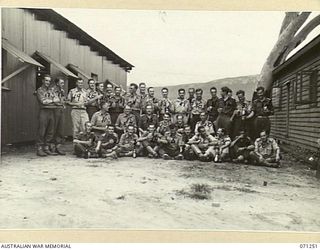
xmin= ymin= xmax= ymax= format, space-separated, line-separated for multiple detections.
xmin=25 ymin=8 xmax=134 ymax=71
xmin=273 ymin=34 xmax=320 ymax=75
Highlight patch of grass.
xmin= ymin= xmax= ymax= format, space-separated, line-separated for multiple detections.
xmin=176 ymin=183 xmax=212 ymax=200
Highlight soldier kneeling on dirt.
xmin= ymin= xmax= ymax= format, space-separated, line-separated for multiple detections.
xmin=95 ymin=125 xmax=119 ymax=159
xmin=249 ymin=130 xmax=280 ymax=168
xmin=230 ymin=130 xmax=254 ymax=163
xmin=137 ymin=124 xmax=160 ymax=158
xmin=158 ymin=124 xmax=184 ymax=160
xmin=73 ymin=122 xmax=98 ymax=158
xmin=188 ymin=125 xmax=217 ymax=162
xmin=116 ymin=125 xmax=142 ymax=157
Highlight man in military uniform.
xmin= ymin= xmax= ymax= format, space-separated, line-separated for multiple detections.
xmin=230 ymin=90 xmax=251 ymax=139
xmin=188 ymin=126 xmax=217 ymax=161
xmin=95 ymin=124 xmax=119 ymax=159
xmin=250 ymin=130 xmax=280 ymax=167
xmin=91 ymin=101 xmax=112 ymax=136
xmin=67 ymin=78 xmax=89 ymax=139
xmin=158 ymin=87 xmax=173 ymax=121
xmin=73 ymin=122 xmax=97 ymax=158
xmin=180 ymin=125 xmax=196 ymax=160
xmin=137 ymin=124 xmax=160 ymax=158
xmin=86 ymin=78 xmax=103 ymax=120
xmin=124 ymin=83 xmax=141 ymax=123
xmin=96 ymin=82 xmax=107 ymax=106
xmin=139 ymin=105 xmax=159 ymax=131
xmin=216 ymin=86 xmax=237 ymax=137
xmin=173 ymin=88 xmax=190 ymax=124
xmin=138 ymin=82 xmax=148 ymax=112
xmin=230 ymin=130 xmax=254 ymax=163
xmin=187 ymin=87 xmax=195 ymax=106
xmin=174 ymin=114 xmax=186 ymax=134
xmin=190 ymin=88 xmax=207 ymax=131
xmin=51 ymin=77 xmax=67 ymax=155
xmin=249 ymin=87 xmax=274 ymax=139
xmin=214 ymin=128 xmax=232 ymax=162
xmin=194 ymin=112 xmax=215 ymax=135
xmin=205 ymin=87 xmax=219 ymax=126
xmin=158 ymin=124 xmax=184 ymax=160
xmin=115 ymin=105 xmax=137 ymax=136
xmin=157 ymin=113 xmax=172 ymax=136
xmin=36 ymin=74 xmax=58 ymax=156
xmin=109 ymin=86 xmax=125 ymax=125
xmin=117 ymin=125 xmax=142 ymax=157
xmin=144 ymin=87 xmax=160 ymax=115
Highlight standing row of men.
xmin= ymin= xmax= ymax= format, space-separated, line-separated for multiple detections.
xmin=36 ymin=74 xmax=280 ymax=167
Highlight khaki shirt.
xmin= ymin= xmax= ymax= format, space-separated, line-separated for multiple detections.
xmin=254 ymin=137 xmax=279 ymax=157
xmin=36 ymin=85 xmax=56 ymax=109
xmin=91 ymin=111 xmax=112 ymax=128
xmin=67 ymin=88 xmax=88 ymax=109
xmin=158 ymin=98 xmax=173 ymax=115
xmin=115 ymin=113 xmax=137 ymax=129
xmin=191 ymin=98 xmax=207 ymax=115
xmin=194 ymin=121 xmax=215 ymax=135
xmin=173 ymin=98 xmax=190 ymax=114
xmin=86 ymin=88 xmax=100 ymax=107
xmin=124 ymin=93 xmax=141 ymax=111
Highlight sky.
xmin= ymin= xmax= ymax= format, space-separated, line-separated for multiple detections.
xmin=55 ymin=9 xmax=320 ymax=86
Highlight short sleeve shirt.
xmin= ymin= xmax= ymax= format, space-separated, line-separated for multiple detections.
xmin=191 ymin=98 xmax=207 ymax=115
xmin=173 ymin=98 xmax=190 ymax=114
xmin=98 ymin=132 xmax=119 ymax=149
xmin=68 ymin=88 xmax=88 ymax=109
xmin=91 ymin=111 xmax=112 ymax=128
xmin=254 ymin=138 xmax=279 ymax=157
xmin=86 ymin=88 xmax=100 ymax=107
xmin=116 ymin=113 xmax=137 ymax=129
xmin=119 ymin=133 xmax=139 ymax=147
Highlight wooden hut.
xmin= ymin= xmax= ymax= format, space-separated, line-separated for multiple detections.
xmin=1 ymin=8 xmax=133 ymax=145
xmin=270 ymin=35 xmax=320 ymax=152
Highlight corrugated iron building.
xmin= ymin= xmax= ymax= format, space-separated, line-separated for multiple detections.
xmin=271 ymin=35 xmax=320 ymax=152
xmin=1 ymin=8 xmax=133 ymax=145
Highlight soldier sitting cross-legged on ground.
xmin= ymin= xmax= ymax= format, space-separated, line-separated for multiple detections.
xmin=158 ymin=124 xmax=184 ymax=160
xmin=137 ymin=124 xmax=160 ymax=158
xmin=73 ymin=122 xmax=97 ymax=159
xmin=249 ymin=130 xmax=281 ymax=168
xmin=94 ymin=124 xmax=119 ymax=159
xmin=116 ymin=125 xmax=142 ymax=158
xmin=188 ymin=125 xmax=217 ymax=162
xmin=230 ymin=130 xmax=254 ymax=163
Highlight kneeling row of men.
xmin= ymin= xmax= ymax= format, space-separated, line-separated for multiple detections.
xmin=73 ymin=121 xmax=281 ymax=168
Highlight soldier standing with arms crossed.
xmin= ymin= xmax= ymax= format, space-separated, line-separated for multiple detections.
xmin=36 ymin=74 xmax=58 ymax=156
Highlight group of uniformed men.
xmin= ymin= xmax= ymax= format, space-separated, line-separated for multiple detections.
xmin=36 ymin=74 xmax=281 ymax=168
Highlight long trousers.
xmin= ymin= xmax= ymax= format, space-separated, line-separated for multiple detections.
xmin=53 ymin=108 xmax=65 ymax=144
xmin=253 ymin=116 xmax=271 ymax=139
xmin=38 ymin=109 xmax=55 ymax=146
xmin=71 ymin=109 xmax=89 ymax=138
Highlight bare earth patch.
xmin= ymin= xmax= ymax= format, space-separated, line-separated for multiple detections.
xmin=0 ymin=144 xmax=319 ymax=231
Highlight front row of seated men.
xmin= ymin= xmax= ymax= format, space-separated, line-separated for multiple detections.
xmin=73 ymin=120 xmax=281 ymax=168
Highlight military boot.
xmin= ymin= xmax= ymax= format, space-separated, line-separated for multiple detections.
xmin=55 ymin=144 xmax=66 ymax=155
xmin=43 ymin=145 xmax=58 ymax=156
xmin=37 ymin=146 xmax=47 ymax=157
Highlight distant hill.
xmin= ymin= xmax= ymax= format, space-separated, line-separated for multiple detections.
xmin=154 ymin=74 xmax=259 ymax=100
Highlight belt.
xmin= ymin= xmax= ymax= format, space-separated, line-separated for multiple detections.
xmin=257 ymin=116 xmax=268 ymax=118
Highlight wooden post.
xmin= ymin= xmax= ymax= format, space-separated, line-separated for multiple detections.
xmin=1 ymin=64 xmax=30 ymax=84
xmin=317 ymin=139 xmax=320 ymax=179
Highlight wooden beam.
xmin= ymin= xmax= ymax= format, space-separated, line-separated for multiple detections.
xmin=2 ymin=64 xmax=30 ymax=84
xmin=1 ymin=86 xmax=11 ymax=91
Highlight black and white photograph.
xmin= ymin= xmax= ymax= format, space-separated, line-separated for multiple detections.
xmin=1 ymin=7 xmax=320 ymax=232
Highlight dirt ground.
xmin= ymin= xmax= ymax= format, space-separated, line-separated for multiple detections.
xmin=0 ymin=143 xmax=319 ymax=231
